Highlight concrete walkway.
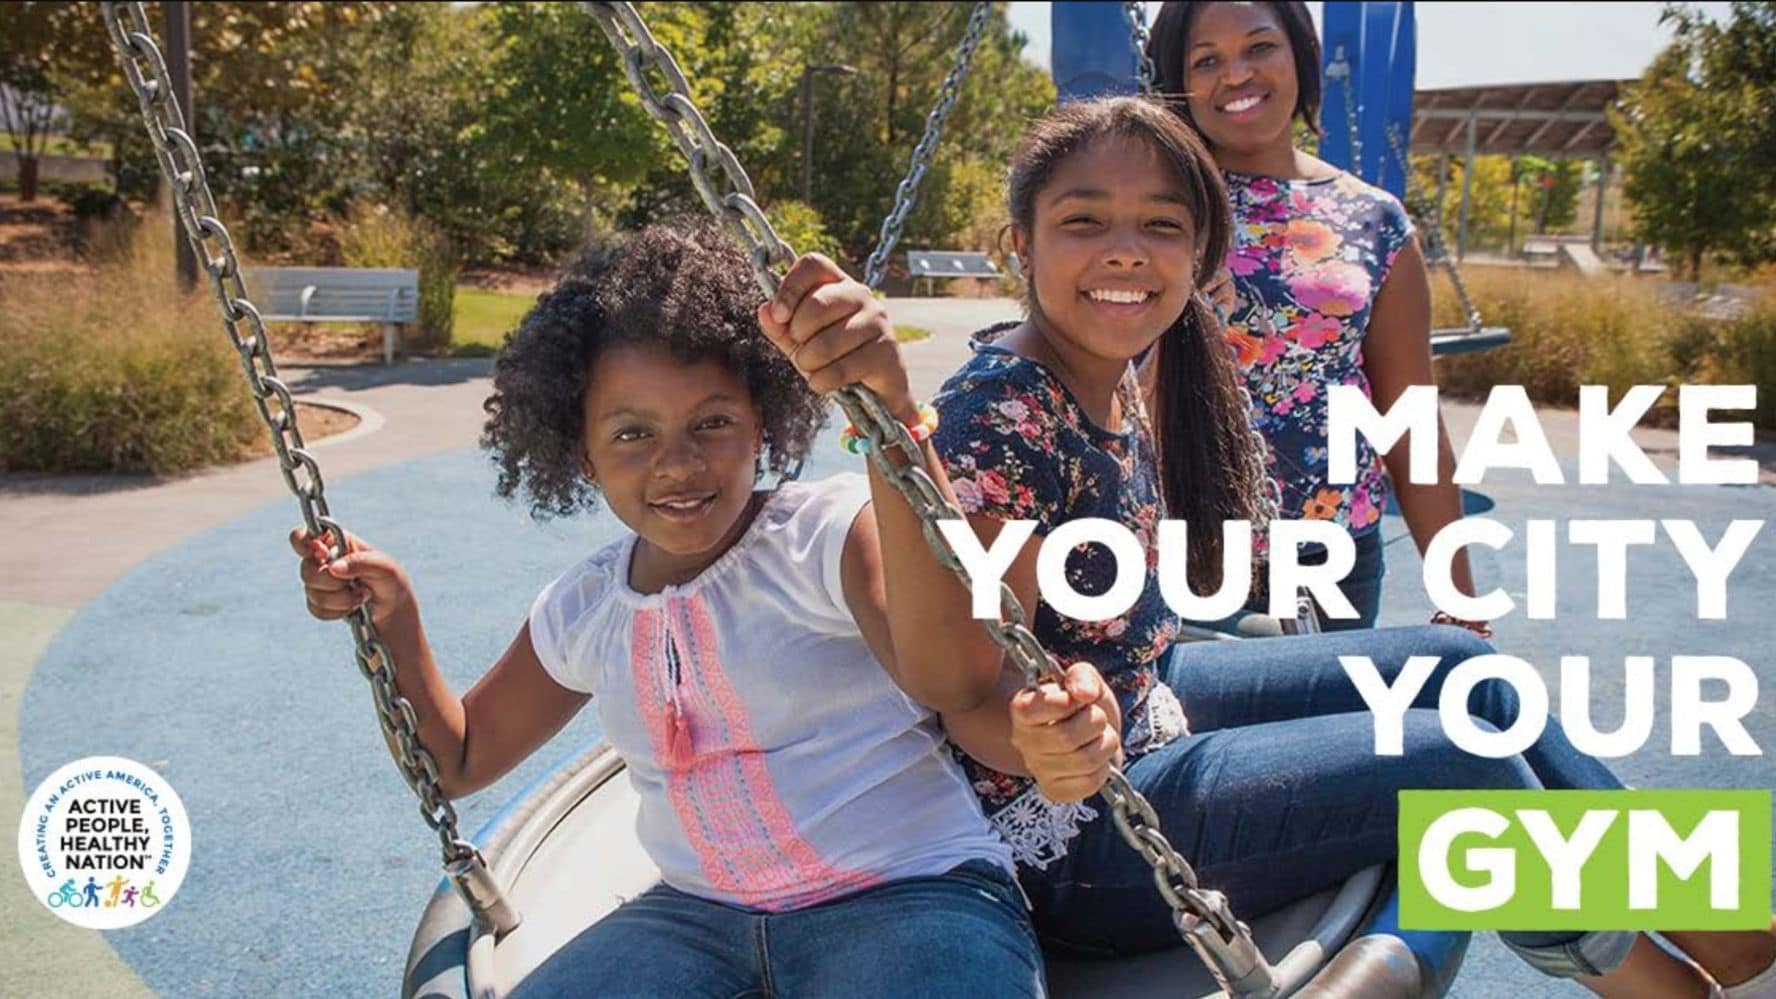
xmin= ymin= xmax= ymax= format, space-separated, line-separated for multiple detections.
xmin=4 ymin=299 xmax=1771 ymax=997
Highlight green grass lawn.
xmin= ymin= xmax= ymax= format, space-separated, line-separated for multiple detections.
xmin=452 ymin=287 xmax=933 ymax=356
xmin=451 ymin=287 xmax=536 ymax=356
xmin=0 ymin=134 xmax=113 ymax=158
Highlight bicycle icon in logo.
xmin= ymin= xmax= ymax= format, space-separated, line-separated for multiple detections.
xmin=45 ymin=876 xmax=161 ymax=909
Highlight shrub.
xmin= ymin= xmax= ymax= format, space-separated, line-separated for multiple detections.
xmin=0 ymin=217 xmax=263 ymax=474
xmin=1431 ymin=268 xmax=1682 ymax=409
xmin=1704 ymin=291 xmax=1776 ymax=429
xmin=337 ymin=201 xmax=459 ymax=352
xmin=765 ymin=200 xmax=845 ymax=267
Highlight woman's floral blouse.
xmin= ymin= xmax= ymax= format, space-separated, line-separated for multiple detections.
xmin=1221 ymin=169 xmax=1414 ymax=535
xmin=931 ymin=327 xmax=1188 ymax=867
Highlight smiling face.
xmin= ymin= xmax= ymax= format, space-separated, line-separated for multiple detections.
xmin=1182 ymin=2 xmax=1300 ymax=159
xmin=581 ymin=341 xmax=765 ymax=580
xmin=1013 ymin=133 xmax=1200 ymax=366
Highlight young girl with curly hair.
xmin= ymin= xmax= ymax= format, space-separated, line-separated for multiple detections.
xmin=288 ymin=223 xmax=1070 ymax=997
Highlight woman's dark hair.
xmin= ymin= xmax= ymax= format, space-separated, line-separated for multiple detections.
xmin=1007 ymin=97 xmax=1263 ymax=591
xmin=480 ymin=222 xmax=826 ymax=519
xmin=1147 ymin=1 xmax=1322 ymax=139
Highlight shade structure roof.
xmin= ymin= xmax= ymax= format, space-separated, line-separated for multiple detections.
xmin=1408 ymin=80 xmax=1627 ymax=157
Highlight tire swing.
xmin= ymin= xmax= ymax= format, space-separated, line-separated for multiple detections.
xmin=99 ymin=2 xmax=1463 ymax=994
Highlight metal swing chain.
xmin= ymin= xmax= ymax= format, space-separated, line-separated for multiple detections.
xmin=1384 ymin=124 xmax=1483 ymax=331
xmin=1124 ymin=2 xmax=1159 ymax=97
xmin=862 ymin=1 xmax=991 ymax=292
xmin=585 ymin=3 xmax=1273 ymax=992
xmin=1326 ymin=51 xmax=1363 ymax=181
xmin=97 ymin=2 xmax=519 ymax=936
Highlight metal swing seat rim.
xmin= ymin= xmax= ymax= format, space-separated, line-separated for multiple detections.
xmin=405 ymin=740 xmax=1427 ymax=999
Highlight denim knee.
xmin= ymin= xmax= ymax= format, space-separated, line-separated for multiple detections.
xmin=1500 ymin=929 xmax=1637 ymax=978
xmin=1424 ymin=623 xmax=1496 ymax=663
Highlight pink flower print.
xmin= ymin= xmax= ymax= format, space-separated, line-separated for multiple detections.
xmin=977 ymin=470 xmax=1011 ymax=508
xmin=1016 ymin=420 xmax=1042 ymax=442
xmin=1256 ymin=335 xmax=1286 ymax=366
xmin=1104 ymin=618 xmax=1128 ymax=639
xmin=1227 ymin=247 xmax=1265 ymax=277
xmin=997 ymin=399 xmax=1030 ymax=423
xmin=1287 ymin=261 xmax=1371 ymax=318
xmin=1292 ymin=313 xmax=1342 ymax=350
xmin=1292 ymin=381 xmax=1319 ymax=403
xmin=1349 ymin=489 xmax=1380 ymax=528
xmin=952 ymin=476 xmax=982 ymax=511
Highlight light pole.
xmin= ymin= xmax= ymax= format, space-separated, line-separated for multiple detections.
xmin=800 ymin=63 xmax=857 ymax=205
xmin=164 ymin=0 xmax=198 ymax=290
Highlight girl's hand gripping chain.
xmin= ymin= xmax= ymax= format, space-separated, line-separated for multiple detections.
xmin=756 ymin=253 xmax=918 ymax=428
xmin=291 ymin=527 xmax=413 ymax=628
xmin=1010 ymin=662 xmax=1124 ymax=803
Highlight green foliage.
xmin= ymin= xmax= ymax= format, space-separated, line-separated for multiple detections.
xmin=765 ymin=200 xmax=843 ymax=262
xmin=0 ymin=219 xmax=261 ymax=473
xmin=1705 ymin=293 xmax=1776 ymax=427
xmin=31 ymin=0 xmax=1056 ymax=271
xmin=1614 ymin=2 xmax=1776 ymax=278
xmin=337 ymin=202 xmax=458 ymax=350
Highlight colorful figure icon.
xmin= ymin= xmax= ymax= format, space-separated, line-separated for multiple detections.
xmin=139 ymin=880 xmax=161 ymax=908
xmin=46 ymin=879 xmax=81 ymax=908
xmin=104 ymin=874 xmax=127 ymax=908
xmin=81 ymin=877 xmax=101 ymax=907
xmin=121 ymin=885 xmax=139 ymax=907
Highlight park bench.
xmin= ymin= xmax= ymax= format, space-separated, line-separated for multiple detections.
xmin=906 ymin=250 xmax=1001 ymax=296
xmin=1520 ymin=238 xmax=1560 ymax=269
xmin=243 ymin=267 xmax=419 ymax=365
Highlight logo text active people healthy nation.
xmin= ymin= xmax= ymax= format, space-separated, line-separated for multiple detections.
xmin=1400 ymin=790 xmax=1772 ymax=930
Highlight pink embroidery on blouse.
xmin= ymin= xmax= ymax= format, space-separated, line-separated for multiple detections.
xmin=632 ymin=595 xmax=878 ymax=910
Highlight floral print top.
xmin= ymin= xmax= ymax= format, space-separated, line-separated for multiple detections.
xmin=1221 ymin=169 xmax=1414 ymax=534
xmin=931 ymin=327 xmax=1188 ymax=868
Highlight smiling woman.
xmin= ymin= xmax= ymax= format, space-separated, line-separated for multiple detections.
xmin=1145 ymin=0 xmax=1481 ymax=632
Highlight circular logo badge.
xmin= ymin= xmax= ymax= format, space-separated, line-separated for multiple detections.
xmin=16 ymin=756 xmax=191 ymax=929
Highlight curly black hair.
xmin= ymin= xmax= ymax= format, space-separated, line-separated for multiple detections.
xmin=480 ymin=222 xmax=828 ymax=519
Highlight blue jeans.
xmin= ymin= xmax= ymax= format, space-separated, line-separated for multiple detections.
xmin=1309 ymin=525 xmax=1386 ymax=630
xmin=511 ymin=860 xmax=1045 ymax=997
xmin=1019 ymin=626 xmax=1633 ymax=978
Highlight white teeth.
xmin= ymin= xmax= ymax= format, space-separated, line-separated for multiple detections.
xmin=1223 ymin=95 xmax=1263 ymax=113
xmin=657 ymin=497 xmax=707 ymax=510
xmin=1088 ymin=288 xmax=1149 ymax=304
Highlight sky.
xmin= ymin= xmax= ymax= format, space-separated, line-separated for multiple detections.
xmin=1006 ymin=2 xmax=1734 ymax=89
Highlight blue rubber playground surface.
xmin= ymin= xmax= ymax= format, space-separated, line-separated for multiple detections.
xmin=18 ymin=422 xmax=1776 ymax=996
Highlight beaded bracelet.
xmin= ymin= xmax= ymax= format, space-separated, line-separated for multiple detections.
xmin=840 ymin=401 xmax=939 ymax=454
xmin=1430 ymin=610 xmax=1494 ymax=639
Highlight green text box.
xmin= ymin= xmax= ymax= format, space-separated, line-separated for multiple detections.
xmin=1400 ymin=790 xmax=1772 ymax=930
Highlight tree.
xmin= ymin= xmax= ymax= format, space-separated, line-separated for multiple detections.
xmin=0 ymin=2 xmax=110 ymax=200
xmin=1614 ymin=2 xmax=1776 ymax=278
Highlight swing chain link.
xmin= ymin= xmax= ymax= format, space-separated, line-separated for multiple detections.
xmin=1124 ymin=2 xmax=1158 ymax=97
xmin=97 ymin=1 xmax=518 ymax=936
xmin=863 ymin=1 xmax=992 ymax=292
xmin=1326 ymin=51 xmax=1363 ymax=180
xmin=1384 ymin=124 xmax=1483 ymax=331
xmin=589 ymin=2 xmax=793 ymax=299
xmin=587 ymin=4 xmax=1273 ymax=988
